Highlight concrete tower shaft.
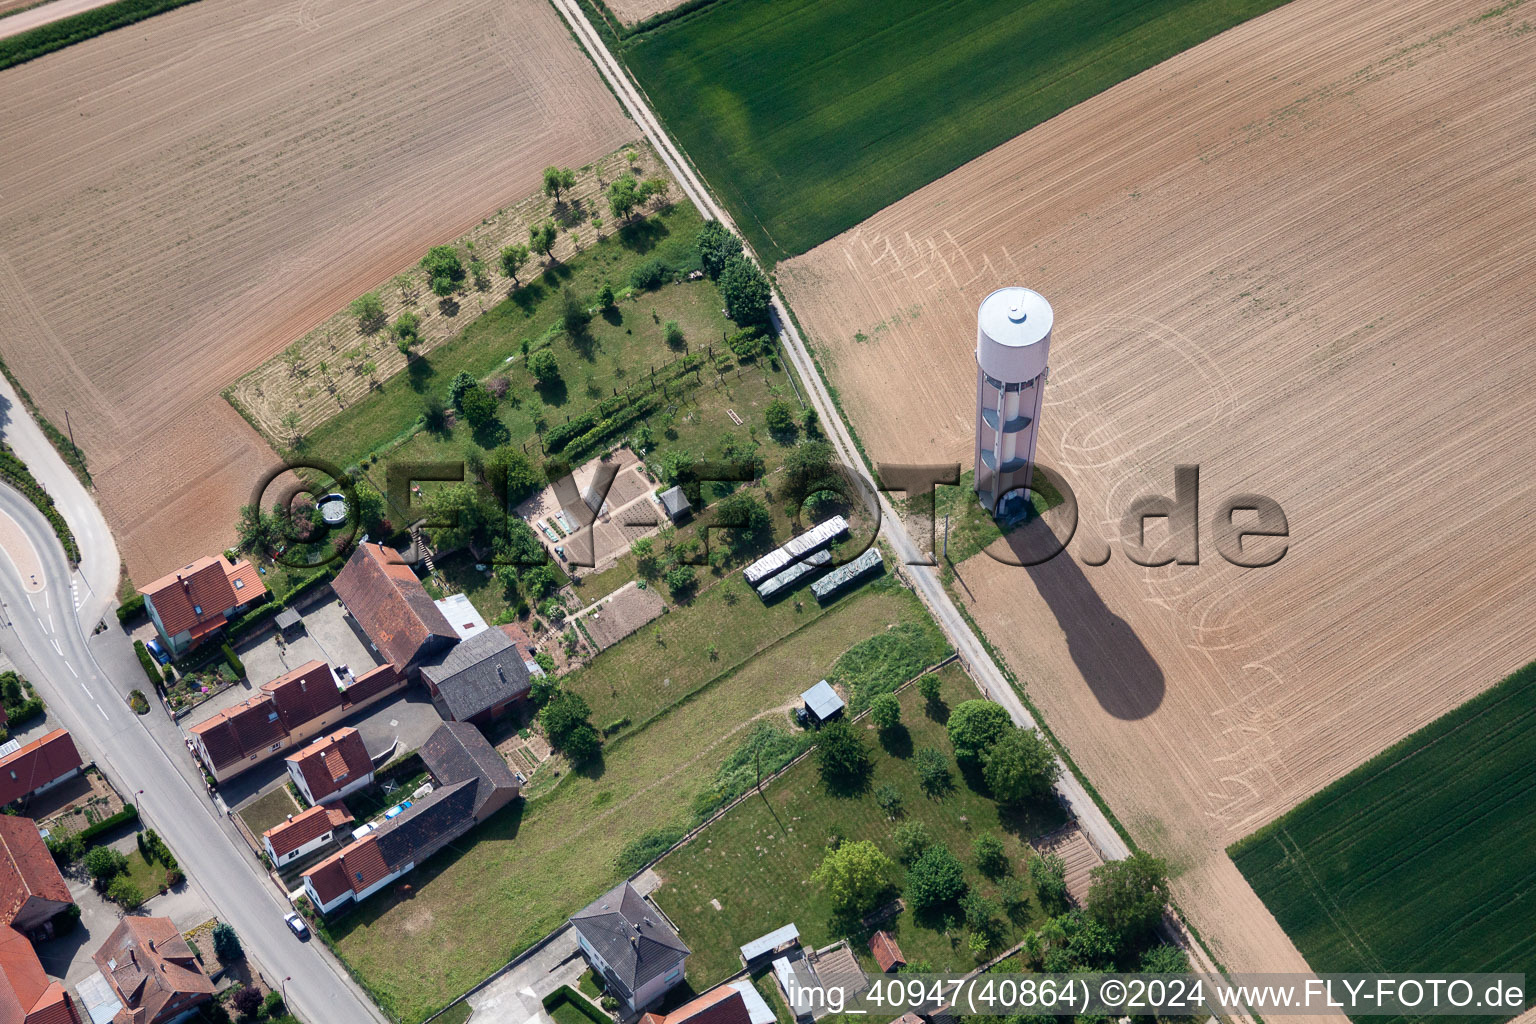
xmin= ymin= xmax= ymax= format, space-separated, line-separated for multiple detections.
xmin=974 ymin=286 xmax=1052 ymax=515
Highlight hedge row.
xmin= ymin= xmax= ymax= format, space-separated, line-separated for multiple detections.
xmin=79 ymin=803 xmax=138 ymax=843
xmin=133 ymin=641 xmax=163 ymax=688
xmin=4 ymin=698 xmax=45 ymax=730
xmin=221 ymin=642 xmax=245 ymax=678
xmin=0 ymin=0 xmax=205 ymax=71
xmin=0 ymin=445 xmax=79 ymax=564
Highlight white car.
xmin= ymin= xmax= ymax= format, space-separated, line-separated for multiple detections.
xmin=284 ymin=912 xmax=309 ymax=939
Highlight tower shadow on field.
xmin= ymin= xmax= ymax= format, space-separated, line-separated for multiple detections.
xmin=995 ymin=514 xmax=1165 ymax=721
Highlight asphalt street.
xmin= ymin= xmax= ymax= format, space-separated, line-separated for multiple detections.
xmin=0 ymin=486 xmax=385 ymax=1023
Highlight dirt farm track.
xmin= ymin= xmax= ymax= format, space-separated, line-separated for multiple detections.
xmin=780 ymin=0 xmax=1536 ymax=989
xmin=0 ymin=0 xmax=629 ymax=580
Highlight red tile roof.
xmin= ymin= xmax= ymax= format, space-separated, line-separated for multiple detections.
xmin=138 ymin=555 xmax=264 ymax=638
xmin=0 ymin=818 xmax=71 ymax=927
xmin=92 ymin=916 xmax=213 ymax=1024
xmin=286 ymin=728 xmax=371 ymax=803
xmin=187 ymin=694 xmax=286 ymax=772
xmin=342 ymin=664 xmax=403 ymax=705
xmin=332 ymin=544 xmax=456 ymax=670
xmin=1 ymin=925 xmax=80 ymax=1024
xmin=301 ymin=850 xmax=352 ymax=906
xmin=262 ymin=661 xmax=343 ymax=728
xmin=868 ymin=930 xmax=905 ymax=972
xmin=262 ymin=804 xmax=353 ymax=858
xmin=655 ymin=987 xmax=751 ymax=1024
xmin=0 ymin=731 xmax=82 ymax=807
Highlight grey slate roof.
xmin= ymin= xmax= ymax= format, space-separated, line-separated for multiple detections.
xmin=570 ymin=881 xmax=689 ymax=998
xmin=659 ymin=486 xmax=691 ymax=519
xmin=420 ymin=721 xmax=521 ymax=818
xmin=372 ymin=778 xmax=478 ymax=870
xmin=420 ymin=627 xmax=532 ymax=720
xmin=801 ymin=680 xmax=844 ymax=721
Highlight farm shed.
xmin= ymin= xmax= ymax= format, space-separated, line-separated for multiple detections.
xmin=740 ymin=923 xmax=800 ymax=967
xmin=800 ymin=681 xmax=844 ymax=725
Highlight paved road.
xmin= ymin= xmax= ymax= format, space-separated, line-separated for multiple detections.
xmin=0 ymin=0 xmax=123 ymax=42
xmin=0 ymin=499 xmax=385 ymax=1021
xmin=548 ymin=0 xmax=1130 ymax=863
xmin=0 ymin=376 xmax=117 ymax=628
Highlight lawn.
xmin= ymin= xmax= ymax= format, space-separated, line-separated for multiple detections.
xmin=622 ymin=0 xmax=1292 ymax=262
xmin=237 ymin=786 xmax=301 ymax=836
xmin=1230 ymin=659 xmax=1536 ymax=1024
xmin=303 ymin=203 xmax=719 ymax=472
xmin=325 ymin=578 xmax=940 ymax=1023
xmin=122 ymin=847 xmax=171 ymax=899
xmin=651 ymin=665 xmax=1067 ymax=986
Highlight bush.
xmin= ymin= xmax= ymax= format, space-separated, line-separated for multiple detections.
xmin=47 ymin=830 xmax=84 ymax=865
xmin=913 ymin=746 xmax=952 ymax=796
xmin=904 ymin=844 xmax=967 ymax=912
xmin=946 ymin=699 xmax=1013 ymax=762
xmin=165 ymin=867 xmax=185 ymax=888
xmin=1029 ymin=853 xmax=1069 ymax=915
xmin=893 ymin=820 xmax=932 ymax=864
xmin=263 ymin=992 xmax=287 ymax=1018
xmin=459 ymin=384 xmax=498 ymax=427
xmin=814 ymin=719 xmax=872 ymax=790
xmin=106 ymin=875 xmax=143 ymax=908
xmin=764 ymin=400 xmax=796 ymax=435
xmin=211 ymin=921 xmax=242 ymax=962
xmin=348 ymin=292 xmax=386 ymax=332
xmin=116 ymin=593 xmax=146 ymax=623
xmin=629 ymin=258 xmax=670 ymax=291
xmin=874 ymin=783 xmax=903 ymax=818
xmin=128 ymin=690 xmax=150 ymax=715
xmin=133 ymin=641 xmax=163 ymax=687
xmin=869 ymin=693 xmax=901 ymax=731
xmin=974 ymin=832 xmax=1009 ymax=878
xmin=231 ymin=985 xmax=262 ymax=1020
xmin=528 ymin=349 xmax=561 ymax=384
xmin=83 ymin=845 xmax=126 ymax=883
xmin=421 ymin=245 xmax=464 ymax=296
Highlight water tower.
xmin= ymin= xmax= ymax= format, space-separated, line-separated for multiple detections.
xmin=974 ymin=286 xmax=1052 ymax=517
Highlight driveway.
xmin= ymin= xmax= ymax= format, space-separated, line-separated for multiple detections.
xmin=467 ymin=926 xmax=585 ymax=1024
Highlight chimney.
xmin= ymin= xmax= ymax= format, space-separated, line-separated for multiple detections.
xmin=287 ymin=813 xmax=293 ymax=822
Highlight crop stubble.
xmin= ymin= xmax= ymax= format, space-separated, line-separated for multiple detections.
xmin=0 ymin=0 xmax=629 ymax=579
xmin=779 ymin=0 xmax=1536 ymax=989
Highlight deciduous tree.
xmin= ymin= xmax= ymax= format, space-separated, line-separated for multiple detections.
xmin=812 ymin=839 xmax=893 ymax=916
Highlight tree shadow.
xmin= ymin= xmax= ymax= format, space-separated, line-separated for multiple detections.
xmin=618 ymin=216 xmax=668 ymax=253
xmin=437 ymin=296 xmax=460 ymax=318
xmin=600 ymin=305 xmax=623 ymax=327
xmin=573 ymin=749 xmax=607 ymax=780
xmin=534 ymin=378 xmax=568 ymax=407
xmin=555 ymin=198 xmax=587 ymax=229
xmin=512 ymin=280 xmax=548 ymax=313
xmin=407 ymin=355 xmax=434 ymax=393
xmin=471 ymin=418 xmax=511 ymax=449
xmin=821 ymin=766 xmax=873 ymax=799
xmin=541 ymin=263 xmax=573 ymax=287
xmin=1001 ymin=516 xmax=1166 ymax=719
xmin=878 ymin=724 xmax=913 ymax=759
xmin=923 ymin=697 xmax=950 ymax=724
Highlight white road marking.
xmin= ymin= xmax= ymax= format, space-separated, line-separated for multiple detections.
xmin=25 ymin=594 xmax=34 ymax=612
xmin=35 ymin=615 xmax=45 ymax=631
xmin=50 ymin=639 xmax=62 ymax=655
xmin=42 ymin=590 xmax=48 ymax=608
xmin=95 ymin=702 xmax=108 ymax=719
xmin=65 ymin=661 xmax=77 ymax=677
xmin=48 ymin=613 xmax=54 ymax=631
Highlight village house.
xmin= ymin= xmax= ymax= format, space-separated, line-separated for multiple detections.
xmin=139 ymin=554 xmax=267 ymax=657
xmin=570 ymin=881 xmax=690 ymax=1014
xmin=301 ymin=722 xmax=518 ymax=916
xmin=639 ymin=981 xmax=775 ymax=1024
xmin=261 ymin=804 xmax=354 ymax=868
xmin=0 ymin=731 xmax=83 ymax=809
xmin=0 ymin=924 xmax=80 ymax=1024
xmin=419 ymin=627 xmax=533 ymax=727
xmin=0 ymin=817 xmax=74 ymax=939
xmin=285 ymin=727 xmax=374 ymax=805
xmin=187 ymin=661 xmax=401 ymax=783
xmin=331 ymin=543 xmax=457 ymax=677
xmin=89 ymin=916 xmax=214 ymax=1024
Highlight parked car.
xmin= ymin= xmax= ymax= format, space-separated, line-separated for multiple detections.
xmin=284 ymin=912 xmax=309 ymax=939
xmin=146 ymin=639 xmax=170 ymax=664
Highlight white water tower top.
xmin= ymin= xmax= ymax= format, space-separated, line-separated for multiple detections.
xmin=977 ymin=286 xmax=1052 ymax=382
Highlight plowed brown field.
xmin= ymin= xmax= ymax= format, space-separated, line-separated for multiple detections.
xmin=0 ymin=0 xmax=629 ymax=581
xmin=780 ymin=0 xmax=1536 ymax=982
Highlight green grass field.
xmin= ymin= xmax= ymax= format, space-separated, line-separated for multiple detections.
xmin=1230 ymin=660 xmax=1536 ymax=1023
xmin=325 ymin=578 xmax=934 ymax=1023
xmin=622 ymin=0 xmax=1292 ymax=262
xmin=652 ymin=665 xmax=1067 ymax=986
